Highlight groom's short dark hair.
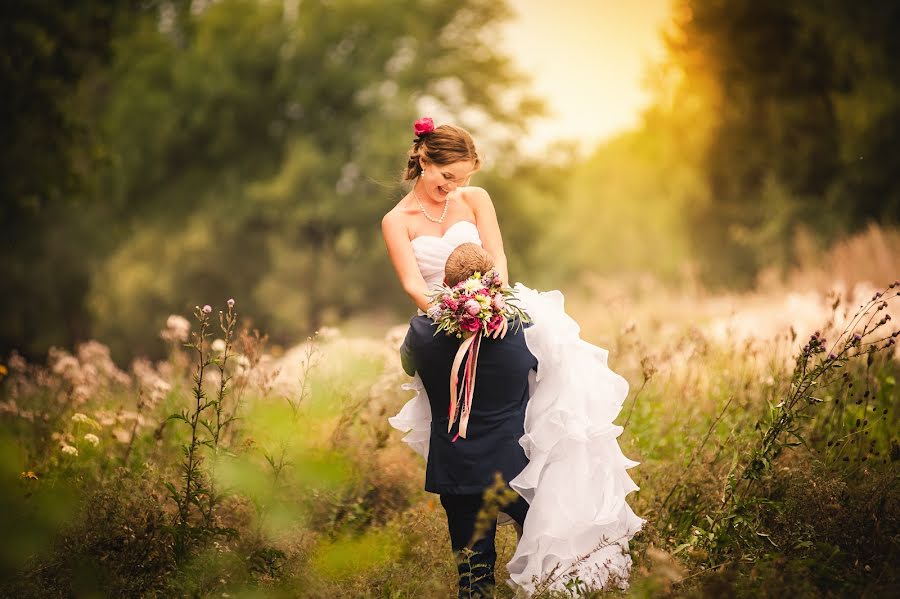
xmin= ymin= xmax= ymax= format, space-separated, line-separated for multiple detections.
xmin=445 ymin=242 xmax=495 ymax=287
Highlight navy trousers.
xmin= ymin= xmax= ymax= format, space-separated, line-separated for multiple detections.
xmin=440 ymin=492 xmax=529 ymax=598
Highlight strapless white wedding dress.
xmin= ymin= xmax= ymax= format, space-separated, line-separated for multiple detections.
xmin=388 ymin=221 xmax=644 ymax=593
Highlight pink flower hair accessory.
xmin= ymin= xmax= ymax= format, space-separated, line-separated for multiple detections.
xmin=413 ymin=117 xmax=435 ymax=138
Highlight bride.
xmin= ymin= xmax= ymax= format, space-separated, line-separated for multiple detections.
xmin=382 ymin=117 xmax=644 ymax=593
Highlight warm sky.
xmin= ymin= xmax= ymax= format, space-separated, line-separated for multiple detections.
xmin=500 ymin=0 xmax=672 ymax=154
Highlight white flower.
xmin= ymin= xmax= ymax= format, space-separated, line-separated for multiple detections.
xmin=112 ymin=428 xmax=132 ymax=444
xmin=61 ymin=444 xmax=78 ymax=456
xmin=211 ymin=339 xmax=227 ymax=353
xmin=161 ymin=315 xmax=191 ymax=343
xmin=461 ymin=278 xmax=483 ymax=293
xmin=71 ymin=413 xmax=101 ymax=430
xmin=83 ymin=433 xmax=100 ymax=447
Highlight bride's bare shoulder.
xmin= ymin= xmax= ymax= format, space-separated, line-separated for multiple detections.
xmin=381 ymin=202 xmax=411 ymax=237
xmin=459 ymin=186 xmax=493 ymax=207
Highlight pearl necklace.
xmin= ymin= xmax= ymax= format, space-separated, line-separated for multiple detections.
xmin=413 ymin=185 xmax=449 ymax=223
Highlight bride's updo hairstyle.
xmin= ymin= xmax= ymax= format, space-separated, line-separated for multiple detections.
xmin=404 ymin=120 xmax=481 ymax=181
xmin=444 ymin=243 xmax=495 ymax=287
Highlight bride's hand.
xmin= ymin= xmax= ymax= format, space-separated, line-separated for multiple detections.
xmin=489 ymin=317 xmax=509 ymax=340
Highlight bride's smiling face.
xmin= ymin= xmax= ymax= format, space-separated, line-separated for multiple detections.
xmin=419 ymin=159 xmax=478 ymax=201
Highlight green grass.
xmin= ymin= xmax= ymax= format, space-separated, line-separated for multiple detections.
xmin=0 ymin=286 xmax=897 ymax=598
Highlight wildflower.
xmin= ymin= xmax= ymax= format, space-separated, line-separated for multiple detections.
xmin=7 ymin=352 xmax=25 ymax=372
xmin=227 ymin=298 xmax=235 ymax=308
xmin=112 ymin=428 xmax=131 ymax=444
xmin=52 ymin=354 xmax=80 ymax=377
xmin=20 ymin=471 xmax=38 ymax=480
xmin=71 ymin=413 xmax=101 ymax=429
xmin=61 ymin=444 xmax=78 ymax=456
xmin=202 ymin=305 xmax=213 ymax=314
xmin=828 ymin=353 xmax=837 ymax=360
xmin=83 ymin=433 xmax=100 ymax=447
xmin=161 ymin=315 xmax=191 ymax=343
xmin=211 ymin=339 xmax=227 ymax=353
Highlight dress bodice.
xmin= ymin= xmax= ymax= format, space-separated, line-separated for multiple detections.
xmin=410 ymin=220 xmax=482 ymax=290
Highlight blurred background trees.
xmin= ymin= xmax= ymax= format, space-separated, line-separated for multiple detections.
xmin=3 ymin=0 xmax=899 ymax=363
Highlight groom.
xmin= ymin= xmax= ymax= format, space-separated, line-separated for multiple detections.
xmin=400 ymin=243 xmax=537 ymax=598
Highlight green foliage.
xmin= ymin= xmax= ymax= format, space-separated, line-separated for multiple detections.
xmin=4 ymin=0 xmax=547 ymax=363
xmin=663 ymin=0 xmax=900 ymax=286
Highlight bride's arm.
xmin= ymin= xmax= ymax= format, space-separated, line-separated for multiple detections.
xmin=466 ymin=187 xmax=509 ymax=285
xmin=382 ymin=214 xmax=433 ymax=313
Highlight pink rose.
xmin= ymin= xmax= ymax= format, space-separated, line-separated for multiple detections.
xmin=487 ymin=313 xmax=505 ymax=332
xmin=491 ymin=293 xmax=506 ymax=311
xmin=464 ymin=299 xmax=481 ymax=316
xmin=461 ymin=316 xmax=482 ymax=333
xmin=441 ymin=295 xmax=458 ymax=311
xmin=414 ymin=117 xmax=435 ymax=137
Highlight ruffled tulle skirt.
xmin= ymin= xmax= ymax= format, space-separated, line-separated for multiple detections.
xmin=388 ymin=284 xmax=644 ymax=594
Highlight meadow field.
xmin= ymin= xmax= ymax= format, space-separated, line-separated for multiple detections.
xmin=2 ymin=233 xmax=897 ymax=598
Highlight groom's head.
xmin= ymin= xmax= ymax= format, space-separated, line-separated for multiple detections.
xmin=445 ymin=242 xmax=495 ymax=287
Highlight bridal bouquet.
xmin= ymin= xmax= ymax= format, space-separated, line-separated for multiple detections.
xmin=426 ymin=268 xmax=530 ymax=338
xmin=425 ymin=269 xmax=530 ymax=440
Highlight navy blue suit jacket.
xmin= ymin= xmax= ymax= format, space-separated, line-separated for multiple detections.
xmin=401 ymin=316 xmax=538 ymax=494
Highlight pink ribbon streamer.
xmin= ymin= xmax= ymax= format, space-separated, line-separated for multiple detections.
xmin=448 ymin=333 xmax=483 ymax=440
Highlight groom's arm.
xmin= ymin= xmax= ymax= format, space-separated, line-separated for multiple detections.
xmin=400 ymin=326 xmax=416 ymax=377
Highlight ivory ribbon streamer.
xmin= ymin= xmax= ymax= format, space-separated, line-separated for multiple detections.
xmin=448 ymin=333 xmax=483 ymax=439
xmin=458 ymin=333 xmax=481 ymax=438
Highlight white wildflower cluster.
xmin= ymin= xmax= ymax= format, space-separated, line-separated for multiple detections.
xmin=77 ymin=341 xmax=132 ymax=387
xmin=112 ymin=428 xmax=132 ymax=444
xmin=61 ymin=444 xmax=78 ymax=457
xmin=160 ymin=314 xmax=191 ymax=344
xmin=71 ymin=412 xmax=101 ymax=430
xmin=131 ymin=358 xmax=173 ymax=406
xmin=48 ymin=342 xmax=131 ymax=404
xmin=233 ymin=354 xmax=253 ymax=384
xmin=83 ymin=433 xmax=100 ymax=447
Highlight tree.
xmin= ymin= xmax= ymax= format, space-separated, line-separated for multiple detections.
xmin=83 ymin=0 xmax=545 ymax=360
